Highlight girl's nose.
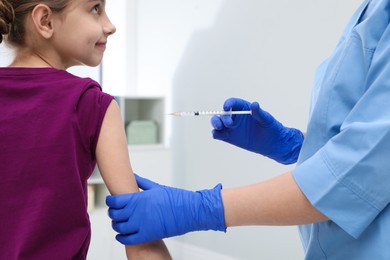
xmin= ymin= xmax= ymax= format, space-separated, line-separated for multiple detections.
xmin=104 ymin=16 xmax=116 ymax=36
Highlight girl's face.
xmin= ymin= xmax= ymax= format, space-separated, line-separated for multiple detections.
xmin=51 ymin=0 xmax=116 ymax=68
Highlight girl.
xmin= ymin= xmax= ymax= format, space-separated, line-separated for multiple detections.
xmin=0 ymin=0 xmax=170 ymax=259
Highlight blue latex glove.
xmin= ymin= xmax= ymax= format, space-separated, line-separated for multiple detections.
xmin=211 ymin=98 xmax=304 ymax=164
xmin=106 ymin=174 xmax=226 ymax=245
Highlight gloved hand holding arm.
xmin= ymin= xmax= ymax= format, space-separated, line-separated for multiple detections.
xmin=106 ymin=174 xmax=226 ymax=245
xmin=211 ymin=98 xmax=304 ymax=164
xmin=107 ymin=173 xmax=328 ymax=245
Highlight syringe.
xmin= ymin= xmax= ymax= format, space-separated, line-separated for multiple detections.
xmin=169 ymin=110 xmax=251 ymax=116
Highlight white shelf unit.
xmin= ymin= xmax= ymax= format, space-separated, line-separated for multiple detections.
xmin=118 ymin=96 xmax=166 ymax=147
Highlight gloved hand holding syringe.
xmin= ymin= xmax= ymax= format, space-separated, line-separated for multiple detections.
xmin=170 ymin=97 xmax=304 ymax=165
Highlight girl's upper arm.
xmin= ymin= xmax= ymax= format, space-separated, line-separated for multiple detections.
xmin=94 ymin=99 xmax=172 ymax=259
xmin=95 ymin=100 xmax=138 ymax=195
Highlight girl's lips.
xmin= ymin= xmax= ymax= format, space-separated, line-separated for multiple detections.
xmin=96 ymin=42 xmax=107 ymax=50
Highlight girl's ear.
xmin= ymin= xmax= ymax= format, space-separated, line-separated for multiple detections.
xmin=31 ymin=4 xmax=54 ymax=39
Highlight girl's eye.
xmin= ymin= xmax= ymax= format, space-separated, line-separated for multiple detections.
xmin=92 ymin=4 xmax=100 ymax=14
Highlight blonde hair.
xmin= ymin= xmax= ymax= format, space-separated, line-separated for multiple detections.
xmin=0 ymin=0 xmax=70 ymax=46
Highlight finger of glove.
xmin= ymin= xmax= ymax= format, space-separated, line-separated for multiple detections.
xmin=250 ymin=102 xmax=275 ymax=127
xmin=210 ymin=116 xmax=225 ymax=130
xmin=108 ymin=208 xmax=130 ymax=222
xmin=220 ymin=115 xmax=234 ymax=128
xmin=212 ymin=129 xmax=229 ymax=141
xmin=223 ymin=97 xmax=250 ymax=111
xmin=112 ymin=220 xmax=138 ymax=235
xmin=211 ymin=114 xmax=234 ymax=129
xmin=135 ymin=174 xmax=160 ymax=190
xmin=116 ymin=233 xmax=143 ymax=246
xmin=211 ymin=115 xmax=224 ymax=130
xmin=106 ymin=194 xmax=133 ymax=209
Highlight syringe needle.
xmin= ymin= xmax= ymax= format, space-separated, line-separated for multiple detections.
xmin=168 ymin=110 xmax=252 ymax=116
xmin=168 ymin=112 xmax=183 ymax=116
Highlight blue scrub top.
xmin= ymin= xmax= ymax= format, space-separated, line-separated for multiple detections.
xmin=292 ymin=0 xmax=390 ymax=259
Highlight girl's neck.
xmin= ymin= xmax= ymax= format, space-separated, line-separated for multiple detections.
xmin=10 ymin=50 xmax=62 ymax=69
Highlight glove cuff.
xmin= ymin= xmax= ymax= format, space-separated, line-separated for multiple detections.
xmin=276 ymin=128 xmax=304 ymax=165
xmin=197 ymin=184 xmax=227 ymax=233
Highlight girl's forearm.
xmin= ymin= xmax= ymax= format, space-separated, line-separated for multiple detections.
xmin=126 ymin=241 xmax=171 ymax=260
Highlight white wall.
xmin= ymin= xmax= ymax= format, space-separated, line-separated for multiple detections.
xmin=0 ymin=44 xmax=14 ymax=66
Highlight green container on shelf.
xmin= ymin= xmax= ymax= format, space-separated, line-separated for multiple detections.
xmin=126 ymin=120 xmax=158 ymax=145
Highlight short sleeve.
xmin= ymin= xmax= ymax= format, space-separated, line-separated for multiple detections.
xmin=76 ymin=83 xmax=114 ymax=158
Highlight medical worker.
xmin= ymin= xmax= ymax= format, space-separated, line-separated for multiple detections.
xmin=107 ymin=0 xmax=390 ymax=258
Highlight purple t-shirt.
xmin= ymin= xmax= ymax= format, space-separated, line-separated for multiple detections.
xmin=0 ymin=68 xmax=114 ymax=259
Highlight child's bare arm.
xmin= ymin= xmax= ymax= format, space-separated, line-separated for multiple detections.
xmin=96 ymin=100 xmax=171 ymax=259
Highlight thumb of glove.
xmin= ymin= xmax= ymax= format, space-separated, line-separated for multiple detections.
xmin=135 ymin=174 xmax=160 ymax=190
xmin=250 ymin=102 xmax=276 ymax=127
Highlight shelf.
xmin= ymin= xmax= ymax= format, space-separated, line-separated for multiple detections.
xmin=116 ymin=96 xmax=166 ymax=146
xmin=87 ymin=180 xmax=109 ymax=212
xmin=88 ymin=178 xmax=104 ymax=185
xmin=88 ymin=167 xmax=103 ymax=184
